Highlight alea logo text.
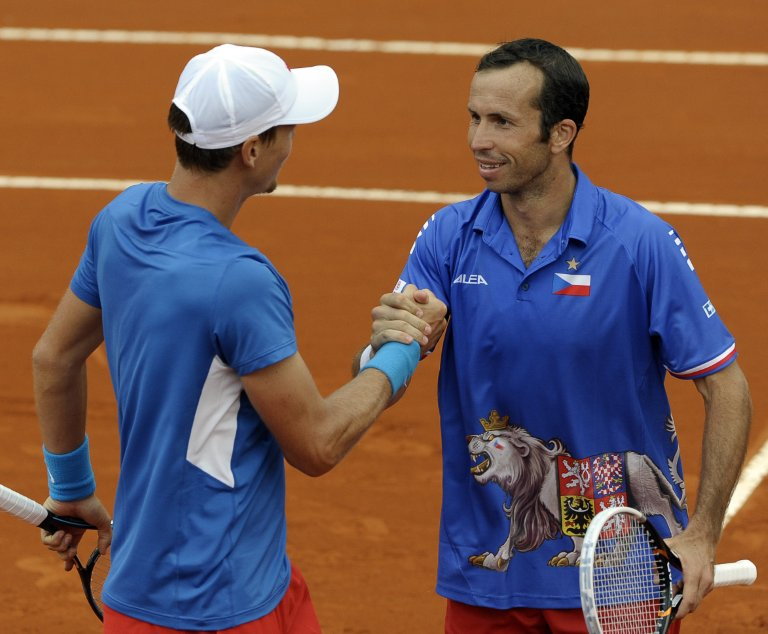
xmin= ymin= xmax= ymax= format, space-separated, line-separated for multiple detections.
xmin=453 ymin=274 xmax=488 ymax=285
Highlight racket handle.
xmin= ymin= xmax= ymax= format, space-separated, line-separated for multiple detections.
xmin=0 ymin=484 xmax=94 ymax=532
xmin=0 ymin=484 xmax=49 ymax=527
xmin=713 ymin=560 xmax=757 ymax=587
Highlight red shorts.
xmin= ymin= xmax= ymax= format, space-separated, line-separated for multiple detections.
xmin=103 ymin=564 xmax=321 ymax=634
xmin=445 ymin=599 xmax=683 ymax=634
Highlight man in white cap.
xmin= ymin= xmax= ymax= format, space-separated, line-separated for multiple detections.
xmin=34 ymin=44 xmax=434 ymax=632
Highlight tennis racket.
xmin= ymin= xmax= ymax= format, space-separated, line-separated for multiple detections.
xmin=580 ymin=506 xmax=756 ymax=633
xmin=0 ymin=483 xmax=110 ymax=621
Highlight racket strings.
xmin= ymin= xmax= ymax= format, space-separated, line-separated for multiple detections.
xmin=89 ymin=551 xmax=110 ymax=615
xmin=76 ymin=548 xmax=110 ymax=620
xmin=591 ymin=514 xmax=667 ymax=632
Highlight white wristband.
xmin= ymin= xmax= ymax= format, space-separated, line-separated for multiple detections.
xmin=358 ymin=344 xmax=374 ymax=373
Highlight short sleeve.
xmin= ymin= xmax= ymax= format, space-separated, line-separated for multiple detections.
xmin=213 ymin=257 xmax=297 ymax=376
xmin=70 ymin=213 xmax=103 ymax=308
xmin=642 ymin=221 xmax=736 ymax=379
xmin=395 ymin=208 xmax=455 ymax=308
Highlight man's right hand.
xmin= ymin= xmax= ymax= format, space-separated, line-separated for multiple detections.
xmin=371 ymin=284 xmax=448 ymax=357
xmin=41 ymin=495 xmax=112 ymax=571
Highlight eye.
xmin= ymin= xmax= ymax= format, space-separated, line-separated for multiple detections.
xmin=468 ymin=111 xmax=480 ymax=124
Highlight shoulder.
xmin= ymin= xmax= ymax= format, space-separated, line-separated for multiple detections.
xmin=412 ymin=191 xmax=493 ymax=248
xmin=101 ymin=182 xmax=159 ymax=213
xmin=589 ymin=186 xmax=698 ymax=287
xmin=438 ymin=191 xmax=492 ymax=228
xmin=220 ymin=254 xmax=290 ymax=298
xmin=90 ymin=182 xmax=162 ymax=230
xmin=592 ymin=186 xmax=675 ymax=256
xmin=595 ymin=187 xmax=670 ymax=235
xmin=226 ymin=252 xmax=282 ymax=279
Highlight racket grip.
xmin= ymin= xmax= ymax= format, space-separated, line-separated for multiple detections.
xmin=713 ymin=560 xmax=757 ymax=587
xmin=0 ymin=484 xmax=49 ymax=527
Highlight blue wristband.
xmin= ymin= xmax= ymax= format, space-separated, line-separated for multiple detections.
xmin=43 ymin=436 xmax=96 ymax=501
xmin=361 ymin=341 xmax=420 ymax=394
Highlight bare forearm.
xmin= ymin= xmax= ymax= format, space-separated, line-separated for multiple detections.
xmin=245 ymin=347 xmax=416 ymax=476
xmin=690 ymin=363 xmax=752 ymax=541
xmin=315 ymin=370 xmax=392 ymax=469
xmin=32 ymin=290 xmax=103 ymax=453
xmin=33 ymin=357 xmax=89 ymax=452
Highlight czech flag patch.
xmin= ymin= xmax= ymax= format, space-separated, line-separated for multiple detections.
xmin=553 ymin=273 xmax=591 ymax=296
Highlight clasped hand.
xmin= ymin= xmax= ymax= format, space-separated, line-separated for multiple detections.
xmin=371 ymin=284 xmax=447 ymax=356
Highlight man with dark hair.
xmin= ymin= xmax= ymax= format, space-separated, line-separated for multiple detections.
xmin=475 ymin=38 xmax=589 ymax=156
xmin=35 ymin=44 xmax=431 ymax=633
xmin=167 ymin=102 xmax=278 ymax=172
xmin=364 ymin=38 xmax=751 ymax=633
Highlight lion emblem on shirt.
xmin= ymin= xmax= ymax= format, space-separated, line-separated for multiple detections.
xmin=467 ymin=410 xmax=685 ymax=572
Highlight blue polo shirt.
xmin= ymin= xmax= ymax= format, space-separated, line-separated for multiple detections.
xmin=396 ymin=165 xmax=736 ymax=609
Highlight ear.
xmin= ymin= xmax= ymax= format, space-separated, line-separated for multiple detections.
xmin=510 ymin=438 xmax=530 ymax=458
xmin=549 ymin=119 xmax=578 ymax=156
xmin=240 ymin=136 xmax=262 ymax=168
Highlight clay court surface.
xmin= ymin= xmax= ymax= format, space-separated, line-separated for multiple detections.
xmin=0 ymin=2 xmax=766 ymax=632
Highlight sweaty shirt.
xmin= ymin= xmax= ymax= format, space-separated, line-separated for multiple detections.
xmin=71 ymin=182 xmax=297 ymax=629
xmin=396 ymin=165 xmax=735 ymax=609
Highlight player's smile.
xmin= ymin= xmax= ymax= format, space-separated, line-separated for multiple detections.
xmin=476 ymin=158 xmax=507 ymax=180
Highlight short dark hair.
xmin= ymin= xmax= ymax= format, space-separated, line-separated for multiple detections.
xmin=477 ymin=38 xmax=589 ymax=155
xmin=167 ymin=103 xmax=277 ymax=172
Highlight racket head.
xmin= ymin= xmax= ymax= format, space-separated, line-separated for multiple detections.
xmin=73 ymin=547 xmax=110 ymax=622
xmin=580 ymin=506 xmax=675 ymax=634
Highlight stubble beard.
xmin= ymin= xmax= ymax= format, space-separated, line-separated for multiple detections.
xmin=499 ymin=154 xmax=553 ymax=200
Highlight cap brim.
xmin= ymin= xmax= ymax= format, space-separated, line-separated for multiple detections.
xmin=279 ymin=65 xmax=339 ymax=125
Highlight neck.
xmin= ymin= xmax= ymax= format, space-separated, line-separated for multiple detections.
xmin=166 ymin=162 xmax=249 ymax=229
xmin=500 ymin=160 xmax=576 ymax=234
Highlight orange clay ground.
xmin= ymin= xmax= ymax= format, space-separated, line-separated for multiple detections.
xmin=0 ymin=2 xmax=766 ymax=632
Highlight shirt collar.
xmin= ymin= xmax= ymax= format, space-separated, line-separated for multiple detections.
xmin=563 ymin=163 xmax=597 ymax=245
xmin=472 ymin=163 xmax=598 ymax=246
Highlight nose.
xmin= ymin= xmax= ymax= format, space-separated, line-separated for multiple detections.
xmin=469 ymin=120 xmax=493 ymax=152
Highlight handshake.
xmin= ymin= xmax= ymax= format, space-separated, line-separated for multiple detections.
xmin=356 ymin=284 xmax=448 ymax=401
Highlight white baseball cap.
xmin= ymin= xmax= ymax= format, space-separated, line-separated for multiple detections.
xmin=172 ymin=44 xmax=339 ymax=150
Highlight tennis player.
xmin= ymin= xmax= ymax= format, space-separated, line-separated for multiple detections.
xmin=364 ymin=38 xmax=752 ymax=633
xmin=33 ymin=44 xmax=432 ymax=633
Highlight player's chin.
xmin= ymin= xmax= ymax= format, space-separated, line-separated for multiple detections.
xmin=258 ymin=181 xmax=279 ymax=195
xmin=478 ymin=175 xmax=509 ymax=192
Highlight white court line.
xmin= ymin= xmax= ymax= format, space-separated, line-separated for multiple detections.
xmin=0 ymin=175 xmax=767 ymax=218
xmin=1 ymin=27 xmax=767 ymax=66
xmin=724 ymin=437 xmax=768 ymax=527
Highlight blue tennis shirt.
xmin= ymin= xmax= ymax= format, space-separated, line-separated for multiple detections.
xmin=396 ymin=165 xmax=736 ymax=609
xmin=70 ymin=183 xmax=297 ymax=629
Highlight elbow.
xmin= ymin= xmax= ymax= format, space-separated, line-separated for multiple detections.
xmin=32 ymin=339 xmax=61 ymax=375
xmin=32 ymin=340 xmax=74 ymax=374
xmin=299 ymin=463 xmax=334 ymax=478
xmin=286 ymin=446 xmax=343 ymax=478
xmin=33 ymin=333 xmax=91 ymax=376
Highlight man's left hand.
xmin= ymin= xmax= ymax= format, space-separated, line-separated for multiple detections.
xmin=372 ymin=284 xmax=447 ymax=357
xmin=664 ymin=524 xmax=717 ymax=618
